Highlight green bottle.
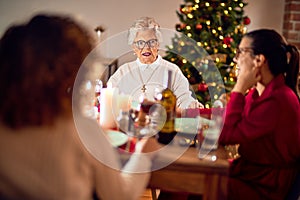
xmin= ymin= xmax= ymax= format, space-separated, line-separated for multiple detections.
xmin=157 ymin=70 xmax=177 ymax=144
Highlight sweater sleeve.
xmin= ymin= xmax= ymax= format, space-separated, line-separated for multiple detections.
xmin=94 ymin=153 xmax=151 ymax=200
xmin=74 ymin=114 xmax=151 ymax=200
xmin=219 ymin=91 xmax=280 ymax=145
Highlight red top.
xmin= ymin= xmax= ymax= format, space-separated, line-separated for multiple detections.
xmin=219 ymin=75 xmax=300 ymax=199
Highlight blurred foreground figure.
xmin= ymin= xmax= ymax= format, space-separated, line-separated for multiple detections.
xmin=0 ymin=14 xmax=160 ymax=200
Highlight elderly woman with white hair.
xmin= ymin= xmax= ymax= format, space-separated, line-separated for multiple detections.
xmin=108 ymin=16 xmax=202 ymax=109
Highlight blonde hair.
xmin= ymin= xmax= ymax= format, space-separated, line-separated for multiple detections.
xmin=127 ymin=17 xmax=163 ymax=45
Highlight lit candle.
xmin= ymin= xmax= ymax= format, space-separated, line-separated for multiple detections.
xmin=100 ymin=83 xmax=118 ymax=129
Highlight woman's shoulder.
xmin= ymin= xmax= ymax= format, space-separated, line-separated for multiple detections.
xmin=107 ymin=61 xmax=135 ymax=82
xmin=119 ymin=60 xmax=137 ymax=68
xmin=160 ymin=58 xmax=181 ymax=71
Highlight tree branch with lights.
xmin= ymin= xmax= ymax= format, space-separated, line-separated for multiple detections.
xmin=164 ymin=0 xmax=250 ymax=108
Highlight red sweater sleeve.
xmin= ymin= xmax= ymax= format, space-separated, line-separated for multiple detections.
xmin=219 ymin=91 xmax=279 ymax=145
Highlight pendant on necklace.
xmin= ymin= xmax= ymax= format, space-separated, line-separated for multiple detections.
xmin=141 ymin=84 xmax=146 ymax=93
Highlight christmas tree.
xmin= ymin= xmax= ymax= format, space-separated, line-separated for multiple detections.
xmin=164 ymin=0 xmax=250 ymax=108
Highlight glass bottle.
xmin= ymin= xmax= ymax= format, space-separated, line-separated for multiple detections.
xmin=157 ymin=70 xmax=177 ymax=144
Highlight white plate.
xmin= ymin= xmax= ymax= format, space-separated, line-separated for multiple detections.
xmin=106 ymin=130 xmax=129 ymax=147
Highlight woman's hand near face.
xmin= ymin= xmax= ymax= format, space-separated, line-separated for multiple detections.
xmin=233 ymin=58 xmax=262 ymax=95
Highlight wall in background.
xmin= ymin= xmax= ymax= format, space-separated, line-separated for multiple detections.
xmin=0 ymin=0 xmax=285 ymax=39
xmin=283 ymin=0 xmax=300 ymax=49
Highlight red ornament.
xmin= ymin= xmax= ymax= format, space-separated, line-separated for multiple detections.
xmin=180 ymin=23 xmax=186 ymax=29
xmin=196 ymin=24 xmax=202 ymax=30
xmin=223 ymin=36 xmax=233 ymax=46
xmin=243 ymin=16 xmax=251 ymax=25
xmin=180 ymin=7 xmax=184 ymax=13
xmin=180 ymin=6 xmax=188 ymax=14
xmin=198 ymin=82 xmax=208 ymax=92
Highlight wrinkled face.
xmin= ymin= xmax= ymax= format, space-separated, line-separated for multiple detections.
xmin=132 ymin=29 xmax=159 ymax=64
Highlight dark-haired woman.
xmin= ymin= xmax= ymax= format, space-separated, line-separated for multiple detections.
xmin=219 ymin=29 xmax=300 ymax=200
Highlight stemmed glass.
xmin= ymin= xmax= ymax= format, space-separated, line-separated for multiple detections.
xmin=140 ymin=86 xmax=167 ymax=136
xmin=127 ymin=88 xmax=166 ymax=140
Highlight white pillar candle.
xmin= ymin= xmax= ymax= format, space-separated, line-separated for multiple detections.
xmin=100 ymin=84 xmax=118 ymax=129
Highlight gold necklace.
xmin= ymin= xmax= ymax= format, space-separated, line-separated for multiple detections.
xmin=137 ymin=65 xmax=159 ymax=93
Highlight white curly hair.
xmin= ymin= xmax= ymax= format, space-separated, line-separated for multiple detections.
xmin=127 ymin=17 xmax=163 ymax=45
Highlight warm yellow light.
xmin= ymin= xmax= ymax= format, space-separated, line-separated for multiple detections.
xmin=169 ymin=45 xmax=174 ymax=49
xmin=194 ymin=4 xmax=199 ymax=9
xmin=187 ymin=33 xmax=192 ymax=37
xmin=206 ymin=20 xmax=211 ymax=25
xmin=211 ymin=82 xmax=216 ymax=87
xmin=219 ymin=35 xmax=224 ymax=40
xmin=230 ymin=77 xmax=234 ymax=82
xmin=180 ymin=41 xmax=185 ymax=46
xmin=204 ymin=42 xmax=208 ymax=46
xmin=187 ymin=14 xmax=193 ymax=19
xmin=186 ymin=25 xmax=191 ymax=30
xmin=221 ymin=3 xmax=225 ymax=6
xmin=218 ymin=27 xmax=222 ymax=31
xmin=197 ymin=42 xmax=202 ymax=46
xmin=216 ymin=57 xmax=220 ymax=62
xmin=239 ymin=3 xmax=244 ymax=7
xmin=212 ymin=29 xmax=217 ymax=34
xmin=195 ymin=0 xmax=200 ymax=3
xmin=223 ymin=44 xmax=228 ymax=48
xmin=214 ymin=94 xmax=219 ymax=100
xmin=205 ymin=2 xmax=210 ymax=7
xmin=182 ymin=59 xmax=187 ymax=64
xmin=224 ymin=10 xmax=228 ymax=15
xmin=234 ymin=27 xmax=238 ymax=34
xmin=228 ymin=7 xmax=232 ymax=10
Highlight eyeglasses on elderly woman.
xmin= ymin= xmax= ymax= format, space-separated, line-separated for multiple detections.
xmin=133 ymin=39 xmax=158 ymax=49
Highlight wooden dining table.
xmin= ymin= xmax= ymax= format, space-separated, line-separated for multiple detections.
xmin=148 ymin=145 xmax=230 ymax=200
xmin=114 ymin=107 xmax=229 ymax=199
